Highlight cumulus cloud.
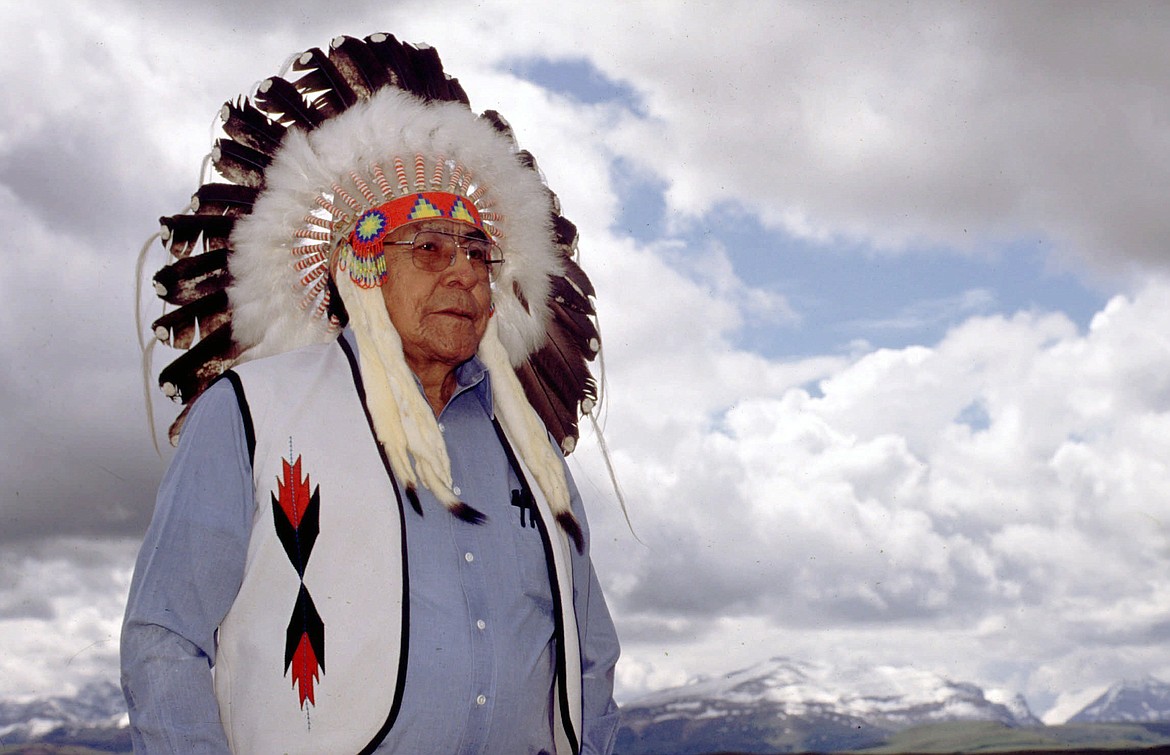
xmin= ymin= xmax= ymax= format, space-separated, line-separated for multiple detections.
xmin=587 ymin=280 xmax=1170 ymax=709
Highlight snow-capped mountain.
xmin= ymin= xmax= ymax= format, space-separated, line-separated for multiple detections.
xmin=0 ymin=679 xmax=128 ymax=749
xmin=6 ymin=666 xmax=1168 ymax=753
xmin=616 ymin=656 xmax=1040 ymax=755
xmin=1068 ymin=676 xmax=1170 ymax=724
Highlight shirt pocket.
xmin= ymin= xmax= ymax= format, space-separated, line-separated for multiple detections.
xmin=507 ymin=486 xmax=555 ymax=612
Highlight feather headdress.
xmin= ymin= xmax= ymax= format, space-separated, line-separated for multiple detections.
xmin=144 ymin=33 xmax=601 ymax=546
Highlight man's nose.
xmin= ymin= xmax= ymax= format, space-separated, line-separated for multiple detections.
xmin=442 ymin=247 xmax=479 ymax=286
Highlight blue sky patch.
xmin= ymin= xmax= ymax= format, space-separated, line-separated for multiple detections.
xmin=956 ymin=400 xmax=991 ymax=432
xmin=609 ymin=185 xmax=1109 ymax=358
xmin=504 ymin=57 xmax=645 ymax=112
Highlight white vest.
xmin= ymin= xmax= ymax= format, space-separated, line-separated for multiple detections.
xmin=213 ymin=338 xmax=582 ymax=754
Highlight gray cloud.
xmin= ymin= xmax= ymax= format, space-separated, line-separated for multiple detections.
xmin=0 ymin=596 xmax=55 ymax=622
xmin=565 ymin=1 xmax=1170 ymax=276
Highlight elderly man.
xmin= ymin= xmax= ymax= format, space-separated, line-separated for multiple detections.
xmin=122 ymin=34 xmax=619 ymax=755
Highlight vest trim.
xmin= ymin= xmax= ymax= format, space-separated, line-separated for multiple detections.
xmin=491 ymin=417 xmax=580 ymax=753
xmin=338 ymin=336 xmax=411 ymax=754
xmin=219 ymin=371 xmax=256 ymax=465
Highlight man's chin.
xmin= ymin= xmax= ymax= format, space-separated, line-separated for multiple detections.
xmin=430 ymin=329 xmax=485 ymax=363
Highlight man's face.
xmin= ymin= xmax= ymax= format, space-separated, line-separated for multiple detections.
xmin=380 ymin=218 xmax=493 ymax=374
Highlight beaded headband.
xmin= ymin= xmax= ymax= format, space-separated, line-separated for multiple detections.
xmin=344 ymin=191 xmax=487 ymax=288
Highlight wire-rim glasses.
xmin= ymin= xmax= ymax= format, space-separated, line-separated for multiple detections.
xmin=385 ymin=229 xmax=504 ymax=281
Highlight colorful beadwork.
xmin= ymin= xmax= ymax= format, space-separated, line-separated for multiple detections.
xmin=351 ymin=192 xmax=485 ymax=241
xmin=449 ymin=197 xmax=477 ymax=225
xmin=406 ymin=196 xmax=443 ymax=221
xmin=341 ymin=240 xmax=388 ymax=289
xmin=354 ymin=209 xmax=389 ymax=244
xmin=341 ymin=191 xmax=488 ymax=290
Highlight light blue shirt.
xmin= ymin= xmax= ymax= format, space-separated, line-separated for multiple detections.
xmin=121 ymin=333 xmax=620 ymax=753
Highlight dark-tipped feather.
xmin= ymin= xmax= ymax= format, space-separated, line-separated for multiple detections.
xmin=212 ymin=139 xmax=271 ymax=189
xmin=167 ymin=403 xmax=193 ymax=448
xmin=151 ymin=290 xmax=231 ymax=350
xmin=220 ymin=99 xmax=286 ymax=155
xmin=551 ymin=215 xmax=579 ymax=250
xmin=363 ymin=33 xmax=411 ymax=93
xmin=516 ymin=149 xmax=539 ymax=173
xmin=513 ymin=249 xmax=602 ymax=453
xmin=530 ymin=331 xmax=591 ymax=411
xmin=365 ymin=34 xmax=469 ymax=104
xmin=512 ymin=280 xmax=531 ymax=314
xmin=159 ymin=215 xmax=236 ymax=258
xmin=254 ymin=76 xmax=324 ymax=129
xmin=152 ymin=247 xmax=231 ymax=304
xmin=291 ymin=47 xmax=357 ymax=119
xmin=479 ymin=110 xmax=515 ymax=141
xmin=550 ymin=269 xmax=596 ymax=314
xmin=548 ymin=295 xmax=601 ymax=349
xmin=192 ymin=184 xmax=259 ymax=217
xmin=406 ymin=44 xmax=462 ymax=102
xmin=441 ymin=75 xmax=469 ymax=105
xmin=328 ymin=35 xmax=392 ymax=100
xmin=157 ymin=322 xmax=240 ymax=404
xmin=558 ymin=253 xmax=596 ymax=299
xmin=516 ymin=359 xmax=573 ymax=452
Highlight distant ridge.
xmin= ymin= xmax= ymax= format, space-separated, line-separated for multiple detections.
xmin=4 ymin=665 xmax=1170 ymax=753
xmin=616 ymin=656 xmax=1040 ymax=754
xmin=0 ymin=681 xmax=127 ymax=752
xmin=1069 ymin=676 xmax=1170 ymax=724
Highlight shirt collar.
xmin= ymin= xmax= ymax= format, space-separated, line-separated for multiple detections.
xmin=452 ymin=354 xmax=494 ymax=417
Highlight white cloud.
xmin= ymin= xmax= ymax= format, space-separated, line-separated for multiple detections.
xmin=847 ymin=288 xmax=997 ymax=333
xmin=580 ymin=279 xmax=1170 ymax=712
xmin=0 ymin=539 xmax=135 ymax=697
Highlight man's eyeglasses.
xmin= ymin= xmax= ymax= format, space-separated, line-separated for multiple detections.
xmin=385 ymin=230 xmax=504 ymax=280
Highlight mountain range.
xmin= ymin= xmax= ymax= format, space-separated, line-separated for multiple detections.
xmin=0 ymin=680 xmax=128 ymax=752
xmin=616 ymin=656 xmax=1039 ymax=754
xmin=1069 ymin=675 xmax=1170 ymax=725
xmin=3 ymin=660 xmax=1170 ymax=754
xmin=615 ymin=658 xmax=1170 ymax=754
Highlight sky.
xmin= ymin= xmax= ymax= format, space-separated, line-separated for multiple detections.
xmin=2 ymin=0 xmax=1169 ymax=726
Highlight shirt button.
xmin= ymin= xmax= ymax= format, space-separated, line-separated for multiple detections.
xmin=476 ymin=619 xmax=486 ymax=630
xmin=438 ymin=422 xmax=446 ymax=432
xmin=464 ymin=552 xmax=474 ymax=563
xmin=452 ymin=485 xmax=462 ymax=496
xmin=476 ymin=694 xmax=487 ymax=706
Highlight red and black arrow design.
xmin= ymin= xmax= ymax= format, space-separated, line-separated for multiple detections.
xmin=272 ymin=455 xmax=320 ymax=576
xmin=272 ymin=454 xmax=324 ymax=709
xmin=284 ymin=584 xmax=325 ymax=708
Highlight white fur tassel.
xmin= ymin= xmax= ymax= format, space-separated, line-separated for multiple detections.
xmin=478 ymin=317 xmax=574 ymax=522
xmin=336 ymin=273 xmax=464 ymax=513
